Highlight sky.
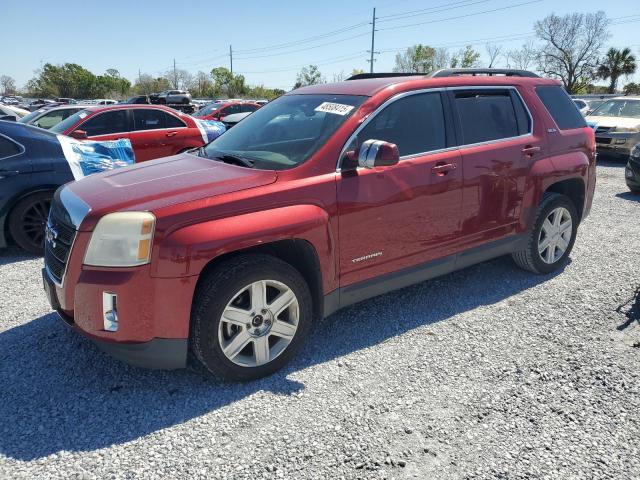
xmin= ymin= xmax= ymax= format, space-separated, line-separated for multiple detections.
xmin=1 ymin=0 xmax=639 ymax=92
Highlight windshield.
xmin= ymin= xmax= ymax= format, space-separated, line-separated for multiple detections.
xmin=19 ymin=109 xmax=46 ymax=123
xmin=590 ymin=99 xmax=640 ymax=118
xmin=201 ymin=94 xmax=366 ymax=170
xmin=196 ymin=102 xmax=226 ymax=116
xmin=50 ymin=109 xmax=91 ymax=134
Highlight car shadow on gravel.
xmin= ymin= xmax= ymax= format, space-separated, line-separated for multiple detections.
xmin=0 ymin=256 xmax=564 ymax=461
xmin=0 ymin=247 xmax=38 ymax=266
xmin=615 ymin=192 xmax=640 ymax=203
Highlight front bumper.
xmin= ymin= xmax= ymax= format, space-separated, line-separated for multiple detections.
xmin=595 ymin=132 xmax=640 ymax=158
xmin=626 ymin=158 xmax=640 ymax=190
xmin=42 ymin=254 xmax=196 ymax=369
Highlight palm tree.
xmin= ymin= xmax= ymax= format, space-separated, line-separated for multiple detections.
xmin=597 ymin=48 xmax=637 ymax=94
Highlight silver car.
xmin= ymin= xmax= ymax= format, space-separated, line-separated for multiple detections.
xmin=19 ymin=105 xmax=88 ymax=130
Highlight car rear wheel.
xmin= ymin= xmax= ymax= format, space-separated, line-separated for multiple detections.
xmin=8 ymin=191 xmax=52 ymax=255
xmin=190 ymin=254 xmax=313 ymax=381
xmin=512 ymin=192 xmax=578 ymax=274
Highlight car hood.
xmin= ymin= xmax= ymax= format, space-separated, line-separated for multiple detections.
xmin=585 ymin=116 xmax=640 ymax=130
xmin=64 ymin=152 xmax=277 ymax=229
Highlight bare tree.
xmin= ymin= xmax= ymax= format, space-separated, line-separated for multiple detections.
xmin=485 ymin=43 xmax=503 ymax=68
xmin=434 ymin=47 xmax=451 ymax=70
xmin=0 ymin=75 xmax=16 ymax=95
xmin=506 ymin=41 xmax=537 ymax=70
xmin=535 ymin=11 xmax=609 ymax=93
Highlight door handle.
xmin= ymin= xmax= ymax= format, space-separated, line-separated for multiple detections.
xmin=0 ymin=170 xmax=20 ymax=178
xmin=431 ymin=162 xmax=457 ymax=176
xmin=165 ymin=131 xmax=177 ymax=137
xmin=522 ymin=145 xmax=541 ymax=157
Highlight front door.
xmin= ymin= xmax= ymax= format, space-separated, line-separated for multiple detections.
xmin=337 ymin=90 xmax=463 ymax=287
xmin=129 ymin=109 xmax=189 ymax=161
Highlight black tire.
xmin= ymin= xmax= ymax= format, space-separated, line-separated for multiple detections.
xmin=190 ymin=254 xmax=313 ymax=381
xmin=512 ymin=192 xmax=578 ymax=274
xmin=629 ymin=188 xmax=640 ymax=195
xmin=8 ymin=191 xmax=52 ymax=255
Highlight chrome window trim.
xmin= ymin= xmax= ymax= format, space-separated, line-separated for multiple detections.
xmin=0 ymin=133 xmax=25 ymax=161
xmin=336 ymin=85 xmax=534 ymax=172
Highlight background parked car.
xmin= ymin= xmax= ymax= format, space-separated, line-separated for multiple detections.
xmin=625 ymin=143 xmax=640 ymax=193
xmin=195 ymin=101 xmax=261 ymax=121
xmin=50 ymin=104 xmax=209 ymax=161
xmin=573 ymin=98 xmax=589 ymax=116
xmin=0 ymin=104 xmax=29 ymax=120
xmin=220 ymin=111 xmax=252 ymax=129
xmin=157 ymin=89 xmax=192 ymax=104
xmin=19 ymin=105 xmax=88 ymax=129
xmin=0 ymin=121 xmax=76 ymax=253
xmin=123 ymin=95 xmax=150 ymax=104
xmin=26 ymin=99 xmax=55 ymax=111
xmin=586 ymin=96 xmax=640 ymax=158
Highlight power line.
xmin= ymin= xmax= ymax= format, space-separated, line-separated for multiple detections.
xmin=377 ymin=0 xmax=493 ymax=22
xmin=379 ymin=0 xmax=543 ymax=31
xmin=237 ymin=52 xmax=366 ymax=74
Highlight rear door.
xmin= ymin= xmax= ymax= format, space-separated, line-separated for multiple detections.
xmin=449 ymin=87 xmax=539 ymax=244
xmin=130 ymin=109 xmax=190 ymax=160
xmin=337 ymin=90 xmax=463 ymax=286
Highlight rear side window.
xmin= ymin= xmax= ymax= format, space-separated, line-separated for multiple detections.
xmin=453 ymin=90 xmax=525 ymax=144
xmin=0 ymin=135 xmax=21 ymax=159
xmin=164 ymin=112 xmax=186 ymax=128
xmin=356 ymin=92 xmax=447 ymax=156
xmin=536 ymin=86 xmax=587 ymax=130
xmin=81 ymin=110 xmax=129 ymax=136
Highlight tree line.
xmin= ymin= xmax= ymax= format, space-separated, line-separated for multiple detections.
xmin=1 ymin=11 xmax=638 ymax=98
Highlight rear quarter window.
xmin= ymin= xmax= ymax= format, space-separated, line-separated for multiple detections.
xmin=536 ymin=86 xmax=587 ymax=130
xmin=0 ymin=135 xmax=22 ymax=159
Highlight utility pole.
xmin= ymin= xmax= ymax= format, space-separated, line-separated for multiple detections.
xmin=173 ymin=58 xmax=178 ymax=88
xmin=367 ymin=7 xmax=378 ymax=74
xmin=229 ymin=45 xmax=233 ymax=75
xmin=138 ymin=69 xmax=141 ymax=84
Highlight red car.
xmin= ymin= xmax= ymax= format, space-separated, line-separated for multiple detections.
xmin=50 ymin=104 xmax=207 ymax=162
xmin=43 ymin=69 xmax=596 ymax=380
xmin=194 ymin=101 xmax=262 ymax=121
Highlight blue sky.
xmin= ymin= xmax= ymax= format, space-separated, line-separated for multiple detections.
xmin=1 ymin=0 xmax=639 ymax=91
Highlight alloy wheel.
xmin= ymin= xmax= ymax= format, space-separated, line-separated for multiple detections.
xmin=21 ymin=198 xmax=50 ymax=251
xmin=538 ymin=206 xmax=572 ymax=264
xmin=218 ymin=280 xmax=299 ymax=367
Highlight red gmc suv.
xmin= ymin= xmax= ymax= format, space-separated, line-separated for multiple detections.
xmin=42 ymin=69 xmax=596 ymax=380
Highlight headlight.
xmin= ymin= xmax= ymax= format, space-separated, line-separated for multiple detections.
xmin=84 ymin=212 xmax=155 ymax=267
xmin=631 ymin=144 xmax=640 ymax=159
xmin=611 ymin=127 xmax=640 ymax=133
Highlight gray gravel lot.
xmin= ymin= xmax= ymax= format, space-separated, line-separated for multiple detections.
xmin=1 ymin=161 xmax=639 ymax=480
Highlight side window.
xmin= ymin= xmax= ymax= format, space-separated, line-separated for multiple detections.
xmin=241 ymin=104 xmax=259 ymax=113
xmin=453 ymin=90 xmax=521 ymax=144
xmin=163 ymin=112 xmax=186 ymax=128
xmin=224 ymin=104 xmax=242 ymax=115
xmin=34 ymin=110 xmax=65 ymax=129
xmin=0 ymin=136 xmax=21 ymax=159
xmin=133 ymin=109 xmax=166 ymax=130
xmin=536 ymin=85 xmax=587 ymax=130
xmin=354 ymin=92 xmax=447 ymax=157
xmin=81 ymin=110 xmax=129 ymax=136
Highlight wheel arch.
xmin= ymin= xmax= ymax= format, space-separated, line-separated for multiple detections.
xmin=544 ymin=178 xmax=586 ymax=222
xmin=193 ymin=239 xmax=325 ymax=321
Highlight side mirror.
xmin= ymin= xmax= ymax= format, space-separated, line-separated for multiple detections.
xmin=358 ymin=139 xmax=400 ymax=169
xmin=70 ymin=129 xmax=88 ymax=139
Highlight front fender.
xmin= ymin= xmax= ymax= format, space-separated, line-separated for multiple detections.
xmin=153 ymin=204 xmax=336 ymax=292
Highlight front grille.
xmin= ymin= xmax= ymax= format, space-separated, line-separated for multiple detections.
xmin=44 ymin=202 xmax=77 ymax=284
xmin=595 ymin=136 xmax=612 ymax=145
xmin=595 ymin=126 xmax=613 ymax=134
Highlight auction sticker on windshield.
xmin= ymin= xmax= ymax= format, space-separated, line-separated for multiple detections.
xmin=314 ymin=102 xmax=355 ymax=116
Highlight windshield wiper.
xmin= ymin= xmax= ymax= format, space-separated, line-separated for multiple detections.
xmin=211 ymin=154 xmax=255 ymax=168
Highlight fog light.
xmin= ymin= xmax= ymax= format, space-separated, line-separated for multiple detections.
xmin=103 ymin=292 xmax=118 ymax=332
xmin=615 ymin=138 xmax=627 ymax=145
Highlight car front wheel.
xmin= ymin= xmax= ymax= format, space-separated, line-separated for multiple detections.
xmin=8 ymin=191 xmax=52 ymax=255
xmin=512 ymin=192 xmax=578 ymax=274
xmin=190 ymin=254 xmax=313 ymax=381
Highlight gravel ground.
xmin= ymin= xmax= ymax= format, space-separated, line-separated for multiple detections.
xmin=1 ymin=161 xmax=639 ymax=480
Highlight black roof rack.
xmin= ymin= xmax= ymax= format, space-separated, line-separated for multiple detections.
xmin=347 ymin=72 xmax=428 ymax=80
xmin=430 ymin=68 xmax=539 ymax=78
